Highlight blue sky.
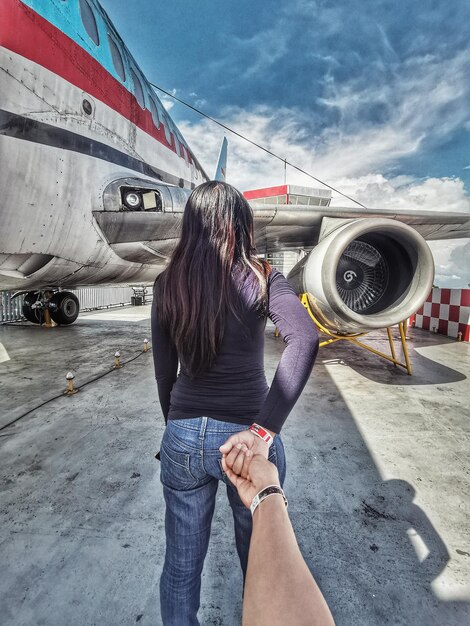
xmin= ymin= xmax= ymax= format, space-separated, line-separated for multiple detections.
xmin=99 ymin=0 xmax=470 ymax=286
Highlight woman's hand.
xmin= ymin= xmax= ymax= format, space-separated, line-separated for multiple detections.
xmin=219 ymin=429 xmax=272 ymax=478
xmin=221 ymin=451 xmax=280 ymax=509
xmin=219 ymin=429 xmax=275 ymax=478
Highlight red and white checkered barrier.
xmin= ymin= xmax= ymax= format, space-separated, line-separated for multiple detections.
xmin=411 ymin=289 xmax=470 ymax=342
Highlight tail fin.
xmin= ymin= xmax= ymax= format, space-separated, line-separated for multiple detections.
xmin=214 ymin=137 xmax=228 ymax=181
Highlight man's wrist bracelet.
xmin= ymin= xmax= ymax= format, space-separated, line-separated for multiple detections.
xmin=249 ymin=423 xmax=273 ymax=446
xmin=250 ymin=485 xmax=288 ymax=516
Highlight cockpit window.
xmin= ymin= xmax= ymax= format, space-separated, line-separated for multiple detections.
xmin=79 ymin=0 xmax=100 ymax=46
xmin=130 ymin=69 xmax=145 ymax=109
xmin=108 ymin=35 xmax=126 ymax=81
xmin=149 ymin=97 xmax=160 ymax=128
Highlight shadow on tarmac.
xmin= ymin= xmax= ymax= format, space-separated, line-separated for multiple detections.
xmin=0 ymin=319 xmax=469 ymax=624
xmin=276 ymin=340 xmax=470 ymax=626
xmin=317 ymin=328 xmax=467 ymax=386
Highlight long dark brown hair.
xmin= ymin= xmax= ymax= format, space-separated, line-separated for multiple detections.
xmin=155 ymin=181 xmax=271 ymax=377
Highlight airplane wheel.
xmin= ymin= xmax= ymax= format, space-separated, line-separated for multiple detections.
xmin=22 ymin=292 xmax=43 ymax=324
xmin=50 ymin=292 xmax=80 ymax=325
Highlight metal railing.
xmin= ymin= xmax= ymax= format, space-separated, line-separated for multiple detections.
xmin=0 ymin=292 xmax=25 ymax=322
xmin=70 ymin=287 xmax=134 ymax=311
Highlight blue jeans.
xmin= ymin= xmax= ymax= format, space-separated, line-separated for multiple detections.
xmin=159 ymin=416 xmax=286 ymax=626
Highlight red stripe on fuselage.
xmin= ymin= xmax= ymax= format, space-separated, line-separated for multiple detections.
xmin=0 ymin=0 xmax=194 ymax=166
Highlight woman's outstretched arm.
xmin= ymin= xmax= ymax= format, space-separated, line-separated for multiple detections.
xmin=220 ymin=270 xmax=319 ymax=465
xmin=223 ymin=450 xmax=335 ymax=626
xmin=258 ymin=269 xmax=319 ymax=434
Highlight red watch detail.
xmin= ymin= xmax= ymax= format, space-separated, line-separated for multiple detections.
xmin=249 ymin=423 xmax=273 ymax=445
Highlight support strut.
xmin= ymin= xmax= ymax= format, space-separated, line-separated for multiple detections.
xmin=299 ymin=293 xmax=413 ymax=375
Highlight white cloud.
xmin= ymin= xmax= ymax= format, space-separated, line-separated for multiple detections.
xmin=232 ymin=26 xmax=290 ymax=80
xmin=176 ymin=47 xmax=470 ymax=288
xmin=181 ymin=114 xmax=470 ymax=288
xmin=336 ymin=175 xmax=470 ymax=213
xmin=161 ymin=97 xmax=174 ymax=111
xmin=429 ymin=240 xmax=470 ymax=288
xmin=178 ymin=49 xmax=470 ymax=194
xmin=318 ymin=49 xmax=470 ymax=133
xmin=158 ymin=88 xmax=178 ymax=111
xmin=179 ymin=107 xmax=470 ymax=210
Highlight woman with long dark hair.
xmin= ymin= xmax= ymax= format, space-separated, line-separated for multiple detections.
xmin=151 ymin=181 xmax=319 ymax=625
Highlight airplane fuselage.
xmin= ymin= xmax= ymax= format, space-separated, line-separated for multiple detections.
xmin=0 ymin=0 xmax=207 ymax=291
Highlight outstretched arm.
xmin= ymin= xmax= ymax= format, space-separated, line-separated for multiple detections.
xmin=220 ymin=270 xmax=319 ymax=465
xmin=259 ymin=269 xmax=319 ymax=434
xmin=223 ymin=451 xmax=335 ymax=626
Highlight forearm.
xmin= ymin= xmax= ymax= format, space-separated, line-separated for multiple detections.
xmin=260 ymin=270 xmax=320 ymax=433
xmin=243 ymin=497 xmax=335 ymax=626
xmin=258 ymin=335 xmax=318 ymax=433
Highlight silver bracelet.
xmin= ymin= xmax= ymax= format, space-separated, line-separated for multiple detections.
xmin=250 ymin=485 xmax=288 ymax=515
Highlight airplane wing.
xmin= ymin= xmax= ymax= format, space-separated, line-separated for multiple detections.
xmin=251 ymin=204 xmax=470 ymax=252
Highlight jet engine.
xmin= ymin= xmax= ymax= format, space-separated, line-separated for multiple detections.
xmin=287 ymin=218 xmax=434 ymax=334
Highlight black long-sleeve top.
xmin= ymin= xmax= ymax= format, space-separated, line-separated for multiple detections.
xmin=151 ymin=267 xmax=319 ymax=434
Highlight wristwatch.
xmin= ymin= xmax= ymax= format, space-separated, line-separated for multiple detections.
xmin=250 ymin=484 xmax=288 ymax=515
xmin=249 ymin=423 xmax=273 ymax=445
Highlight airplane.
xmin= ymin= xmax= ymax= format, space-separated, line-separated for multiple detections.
xmin=1 ymin=0 xmax=470 ymax=335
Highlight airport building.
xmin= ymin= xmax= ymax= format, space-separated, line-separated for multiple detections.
xmin=244 ymin=184 xmax=332 ymax=276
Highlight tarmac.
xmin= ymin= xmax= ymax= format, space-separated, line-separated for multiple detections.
xmin=0 ymin=304 xmax=469 ymax=626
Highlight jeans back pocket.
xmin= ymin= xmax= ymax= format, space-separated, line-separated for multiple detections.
xmin=160 ymin=432 xmax=198 ymax=490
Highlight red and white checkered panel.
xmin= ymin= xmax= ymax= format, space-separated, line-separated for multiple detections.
xmin=412 ymin=289 xmax=470 ymax=342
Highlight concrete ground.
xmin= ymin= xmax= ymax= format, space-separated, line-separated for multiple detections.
xmin=0 ymin=305 xmax=469 ymax=625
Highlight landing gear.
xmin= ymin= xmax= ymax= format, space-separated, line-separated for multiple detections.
xmin=20 ymin=290 xmax=80 ymax=325
xmin=22 ymin=292 xmax=44 ymax=324
xmin=49 ymin=292 xmax=80 ymax=325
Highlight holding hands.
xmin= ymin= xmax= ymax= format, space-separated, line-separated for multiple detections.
xmin=219 ymin=425 xmax=275 ymax=477
xmin=220 ymin=434 xmax=280 ymax=509
xmin=221 ymin=429 xmax=337 ymax=626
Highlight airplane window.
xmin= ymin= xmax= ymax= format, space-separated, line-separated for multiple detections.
xmin=182 ymin=145 xmax=189 ymax=165
xmin=170 ymin=123 xmax=181 ymax=156
xmin=161 ymin=112 xmax=172 ymax=144
xmin=177 ymin=131 xmax=188 ymax=161
xmin=79 ymin=0 xmax=100 ymax=46
xmin=149 ymin=98 xmax=160 ymax=128
xmin=108 ymin=35 xmax=126 ymax=81
xmin=130 ymin=69 xmax=145 ymax=109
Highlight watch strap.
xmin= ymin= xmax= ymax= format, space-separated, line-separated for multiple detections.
xmin=249 ymin=423 xmax=273 ymax=445
xmin=250 ymin=485 xmax=288 ymax=515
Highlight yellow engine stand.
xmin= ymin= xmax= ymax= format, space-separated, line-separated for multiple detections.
xmin=298 ymin=293 xmax=412 ymax=375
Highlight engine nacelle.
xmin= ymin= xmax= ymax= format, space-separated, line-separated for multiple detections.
xmin=287 ymin=218 xmax=434 ymax=334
